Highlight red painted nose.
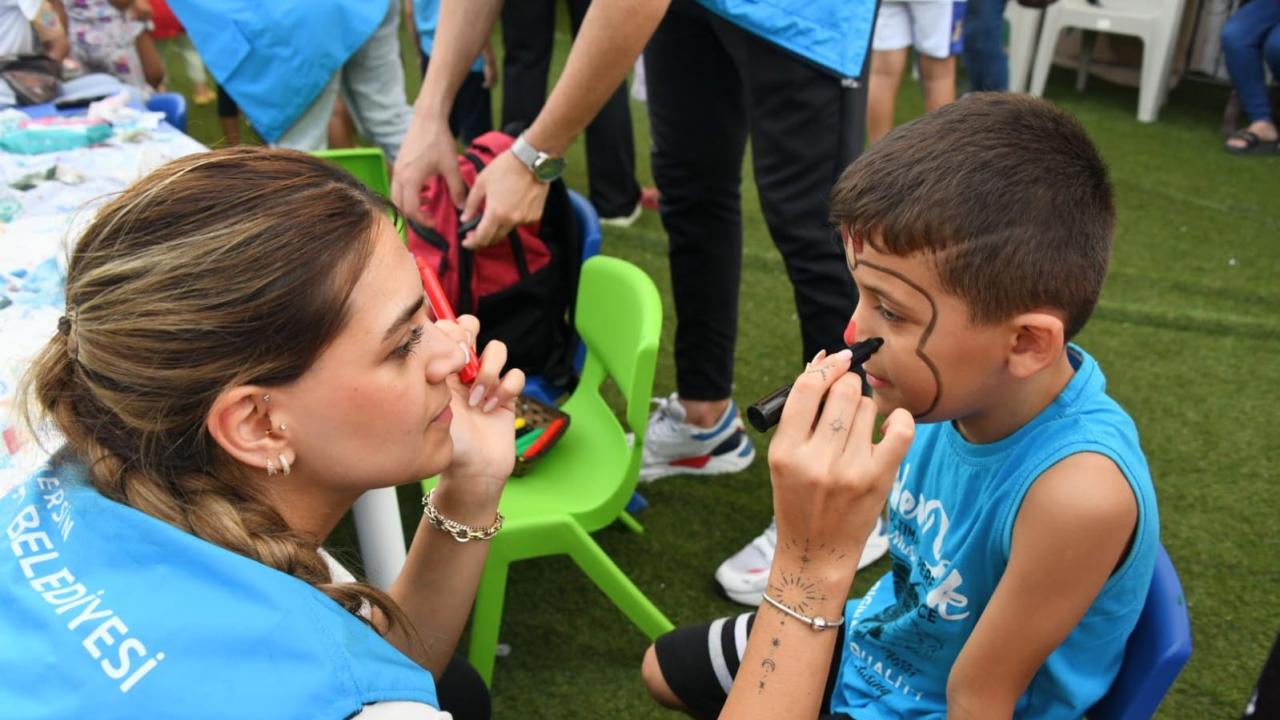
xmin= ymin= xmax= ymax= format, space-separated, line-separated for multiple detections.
xmin=843 ymin=317 xmax=858 ymax=347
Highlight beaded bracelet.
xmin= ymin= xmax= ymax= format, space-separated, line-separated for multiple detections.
xmin=421 ymin=489 xmax=503 ymax=542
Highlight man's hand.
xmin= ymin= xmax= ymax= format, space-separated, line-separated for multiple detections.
xmin=459 ymin=151 xmax=549 ymax=249
xmin=392 ymin=116 xmax=468 ymax=227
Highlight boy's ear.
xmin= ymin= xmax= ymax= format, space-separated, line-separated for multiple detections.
xmin=1006 ymin=311 xmax=1066 ymax=379
xmin=206 ymin=386 xmax=286 ymax=473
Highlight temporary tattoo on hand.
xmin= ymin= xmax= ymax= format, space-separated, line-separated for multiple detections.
xmin=805 ymin=365 xmax=829 ymax=382
xmin=831 ymin=417 xmax=846 ymax=434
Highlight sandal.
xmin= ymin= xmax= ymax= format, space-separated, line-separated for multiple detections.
xmin=1225 ymin=128 xmax=1278 ymax=156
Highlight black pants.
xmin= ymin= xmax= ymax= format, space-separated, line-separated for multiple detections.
xmin=436 ymin=653 xmax=492 ymax=720
xmin=501 ymin=0 xmax=641 ymax=218
xmin=644 ymin=0 xmax=867 ymax=400
xmin=420 ymin=54 xmax=493 ymax=144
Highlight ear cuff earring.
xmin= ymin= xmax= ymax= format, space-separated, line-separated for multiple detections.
xmin=266 ymin=457 xmax=277 ymax=476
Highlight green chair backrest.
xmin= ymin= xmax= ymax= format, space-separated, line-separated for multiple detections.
xmin=573 ymin=254 xmax=663 ymax=452
xmin=313 ymin=147 xmax=391 ymax=199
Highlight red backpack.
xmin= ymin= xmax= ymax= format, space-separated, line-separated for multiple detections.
xmin=406 ymin=131 xmax=581 ymax=388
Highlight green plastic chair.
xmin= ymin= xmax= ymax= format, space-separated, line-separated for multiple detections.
xmin=423 ymin=254 xmax=674 ymax=684
xmin=313 ymin=147 xmax=391 ymax=199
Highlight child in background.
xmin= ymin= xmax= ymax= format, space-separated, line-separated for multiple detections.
xmin=148 ymin=0 xmax=214 ymax=104
xmin=62 ymin=0 xmax=153 ymax=92
xmin=405 ymin=0 xmax=495 ymax=144
xmin=643 ymin=93 xmax=1160 ymax=719
xmin=866 ymin=0 xmax=963 ymax=143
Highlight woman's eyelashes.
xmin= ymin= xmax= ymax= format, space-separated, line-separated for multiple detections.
xmin=391 ymin=326 xmax=424 ymax=359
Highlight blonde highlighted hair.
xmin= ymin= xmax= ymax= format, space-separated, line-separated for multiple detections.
xmin=23 ymin=147 xmax=412 ymax=635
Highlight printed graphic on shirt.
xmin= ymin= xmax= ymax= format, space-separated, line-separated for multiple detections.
xmin=846 ymin=461 xmax=970 ymax=700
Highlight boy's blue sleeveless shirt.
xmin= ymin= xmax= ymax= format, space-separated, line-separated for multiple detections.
xmin=830 ymin=346 xmax=1160 ymax=718
xmin=1 ymin=457 xmax=437 ymax=719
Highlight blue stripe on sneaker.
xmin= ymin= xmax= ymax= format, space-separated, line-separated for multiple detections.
xmin=737 ymin=441 xmax=753 ymax=458
xmin=690 ymin=401 xmax=738 ymax=441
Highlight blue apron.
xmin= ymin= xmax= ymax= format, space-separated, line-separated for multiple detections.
xmin=1 ymin=456 xmax=438 ymax=719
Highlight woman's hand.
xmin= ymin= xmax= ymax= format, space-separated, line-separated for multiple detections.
xmin=768 ymin=349 xmax=915 ymax=577
xmin=432 ymin=315 xmax=525 ymax=491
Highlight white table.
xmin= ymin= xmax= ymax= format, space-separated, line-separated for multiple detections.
xmin=0 ymin=126 xmax=206 ymax=488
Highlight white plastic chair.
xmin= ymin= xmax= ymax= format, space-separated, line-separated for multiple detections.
xmin=1028 ymin=0 xmax=1187 ymax=122
xmin=1006 ymin=4 xmax=1045 ymax=93
xmin=352 ymin=488 xmax=406 ymax=589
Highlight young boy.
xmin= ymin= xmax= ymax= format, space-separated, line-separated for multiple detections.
xmin=641 ymin=93 xmax=1160 ymax=719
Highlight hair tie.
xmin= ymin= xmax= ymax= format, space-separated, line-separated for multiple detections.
xmin=59 ymin=307 xmax=79 ymax=359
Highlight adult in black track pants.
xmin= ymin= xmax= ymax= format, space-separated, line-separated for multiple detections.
xmin=501 ymin=0 xmax=642 ymax=221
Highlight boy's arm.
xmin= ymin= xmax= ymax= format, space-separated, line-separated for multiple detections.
xmin=946 ymin=452 xmax=1138 ymax=719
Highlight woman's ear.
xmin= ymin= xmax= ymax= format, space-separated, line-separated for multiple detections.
xmin=206 ymin=387 xmax=287 ymax=473
xmin=1007 ymin=311 xmax=1066 ymax=379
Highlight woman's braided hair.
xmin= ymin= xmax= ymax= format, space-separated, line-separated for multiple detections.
xmin=22 ymin=147 xmax=414 ymax=636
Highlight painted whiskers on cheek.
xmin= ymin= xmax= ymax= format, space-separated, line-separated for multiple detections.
xmin=855 ymin=258 xmax=943 ymax=419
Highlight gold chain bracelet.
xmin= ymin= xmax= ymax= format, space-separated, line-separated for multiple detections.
xmin=421 ymin=489 xmax=504 ymax=542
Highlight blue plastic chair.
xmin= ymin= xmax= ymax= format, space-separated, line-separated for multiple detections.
xmin=145 ymin=92 xmax=187 ymax=133
xmin=1089 ymin=544 xmax=1192 ymax=720
xmin=522 ymin=189 xmax=601 ymax=405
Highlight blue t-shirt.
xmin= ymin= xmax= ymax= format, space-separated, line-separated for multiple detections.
xmin=697 ymin=0 xmax=877 ymax=77
xmin=0 ymin=455 xmax=437 ymax=719
xmin=830 ymin=345 xmax=1160 ymax=718
xmin=413 ymin=0 xmax=485 ymax=73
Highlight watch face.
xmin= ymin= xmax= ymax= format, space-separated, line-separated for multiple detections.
xmin=532 ymin=155 xmax=566 ymax=182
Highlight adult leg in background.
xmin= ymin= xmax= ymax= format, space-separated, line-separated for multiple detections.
xmin=1221 ymin=1 xmax=1280 ymax=150
xmin=500 ymin=0 xmax=556 ymax=130
xmin=722 ymin=15 xmax=861 ymax=368
xmin=961 ymin=0 xmax=1008 ymax=92
xmin=645 ymin=0 xmax=749 ymax=410
xmin=565 ymin=0 xmax=642 ymax=220
xmin=339 ymin=0 xmax=413 ymax=163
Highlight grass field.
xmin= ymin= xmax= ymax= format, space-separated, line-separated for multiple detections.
xmin=164 ymin=23 xmax=1279 ymax=719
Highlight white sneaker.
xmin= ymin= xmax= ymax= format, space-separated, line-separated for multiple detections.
xmin=638 ymin=393 xmax=755 ymax=482
xmin=714 ymin=517 xmax=891 ymax=606
xmin=598 ymin=201 xmax=643 ymax=228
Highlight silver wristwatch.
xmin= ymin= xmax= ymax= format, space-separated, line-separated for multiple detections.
xmin=510 ymin=133 xmax=567 ymax=183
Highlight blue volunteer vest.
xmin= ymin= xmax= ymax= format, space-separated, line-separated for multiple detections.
xmin=166 ymin=0 xmax=385 ymax=143
xmin=414 ymin=0 xmax=485 ymax=73
xmin=830 ymin=345 xmax=1160 ymax=719
xmin=1 ymin=456 xmax=437 ymax=719
xmin=697 ymin=0 xmax=878 ymax=77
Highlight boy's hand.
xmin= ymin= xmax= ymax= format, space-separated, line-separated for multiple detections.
xmin=768 ymin=349 xmax=914 ymax=576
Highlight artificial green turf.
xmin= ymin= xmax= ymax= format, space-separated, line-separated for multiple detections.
xmin=162 ymin=24 xmax=1278 ymax=719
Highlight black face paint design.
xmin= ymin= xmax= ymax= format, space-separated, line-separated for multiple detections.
xmin=852 ymin=256 xmax=944 ymax=420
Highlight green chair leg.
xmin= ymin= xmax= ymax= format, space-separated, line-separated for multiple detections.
xmin=565 ymin=524 xmax=674 ymax=640
xmin=617 ymin=511 xmax=644 ymax=534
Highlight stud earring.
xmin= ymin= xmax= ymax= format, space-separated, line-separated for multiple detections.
xmin=262 ymin=394 xmax=271 ymax=403
xmin=279 ymin=423 xmax=287 ymax=432
xmin=266 ymin=457 xmax=277 ymax=476
xmin=279 ymin=455 xmax=292 ymax=476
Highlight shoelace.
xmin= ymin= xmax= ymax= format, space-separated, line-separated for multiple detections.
xmin=646 ymin=395 xmax=685 ymax=443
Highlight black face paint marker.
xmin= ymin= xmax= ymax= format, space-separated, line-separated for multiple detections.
xmin=746 ymin=318 xmax=882 ymax=433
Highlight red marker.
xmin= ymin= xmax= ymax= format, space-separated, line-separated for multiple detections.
xmin=416 ymin=257 xmax=481 ymax=385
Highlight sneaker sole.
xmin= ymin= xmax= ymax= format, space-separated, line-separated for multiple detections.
xmin=639 ymin=432 xmax=755 ymax=483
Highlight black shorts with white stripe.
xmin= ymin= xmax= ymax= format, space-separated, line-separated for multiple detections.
xmin=652 ymin=612 xmax=852 ymax=719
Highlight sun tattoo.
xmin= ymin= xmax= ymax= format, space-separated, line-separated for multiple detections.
xmin=768 ymin=572 xmax=827 ymax=616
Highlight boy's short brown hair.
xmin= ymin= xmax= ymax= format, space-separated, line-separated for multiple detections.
xmin=831 ymin=93 xmax=1114 ymax=340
